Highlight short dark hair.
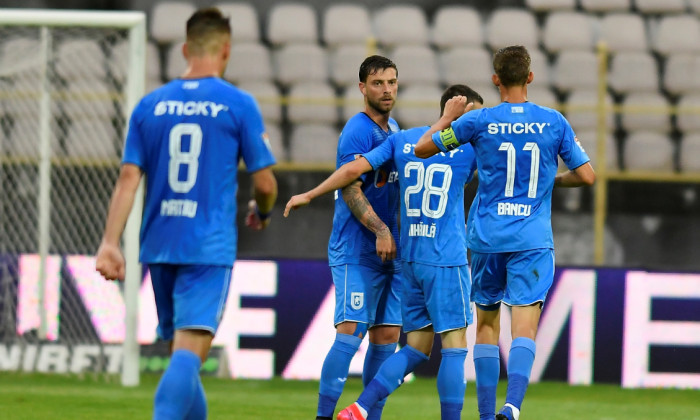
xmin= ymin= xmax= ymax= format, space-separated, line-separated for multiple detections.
xmin=186 ymin=8 xmax=231 ymax=54
xmin=358 ymin=55 xmax=398 ymax=83
xmin=493 ymin=45 xmax=531 ymax=87
xmin=440 ymin=84 xmax=483 ymax=116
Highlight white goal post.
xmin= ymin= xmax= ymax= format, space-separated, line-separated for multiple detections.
xmin=0 ymin=9 xmax=145 ymax=386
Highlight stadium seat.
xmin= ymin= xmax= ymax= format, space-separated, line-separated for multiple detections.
xmin=525 ymin=0 xmax=576 ymax=12
xmin=528 ymin=87 xmax=558 ymax=109
xmin=55 ymin=38 xmax=107 ymax=82
xmin=676 ymin=94 xmax=700 ymax=134
xmin=390 ymin=45 xmax=439 ymax=86
xmin=322 ymin=4 xmax=373 ymax=47
xmin=580 ymin=0 xmax=631 ymax=12
xmin=57 ymin=82 xmax=115 ymax=118
xmin=431 ymin=5 xmax=484 ymax=50
xmin=574 ymin=129 xmax=619 ymax=170
xmin=632 ymin=0 xmax=687 ymax=14
xmin=266 ymin=3 xmax=318 ymax=46
xmin=542 ymin=11 xmax=597 ymax=53
xmin=214 ymin=2 xmax=260 ymax=43
xmin=394 ymin=83 xmax=442 ymax=127
xmin=263 ymin=122 xmax=287 ymax=162
xmin=150 ymin=1 xmax=195 ymax=45
xmin=608 ymin=52 xmax=659 ymax=95
xmin=475 ymin=84 xmax=501 ymax=107
xmin=224 ymin=42 xmax=273 ymax=83
xmin=286 ymin=81 xmax=338 ymax=125
xmin=619 ymin=92 xmax=671 ymax=134
xmin=4 ymin=115 xmax=61 ymax=158
xmin=623 ymin=131 xmax=674 ymax=171
xmin=564 ymin=89 xmax=615 ymax=132
xmin=112 ymin=40 xmax=161 ymax=87
xmin=329 ymin=44 xmax=373 ymax=88
xmin=372 ymin=5 xmax=430 ymax=47
xmin=529 ymin=48 xmax=551 ymax=87
xmin=340 ymin=85 xmax=365 ymax=122
xmin=663 ymin=53 xmax=700 ymax=96
xmin=64 ymin=118 xmax=119 ymax=159
xmin=486 ymin=8 xmax=540 ymax=51
xmin=237 ymin=81 xmax=282 ymax=124
xmin=598 ymin=13 xmax=648 ymax=52
xmin=551 ymin=50 xmax=599 ymax=94
xmin=165 ymin=42 xmax=187 ymax=80
xmin=274 ymin=43 xmax=328 ymax=87
xmin=680 ymin=133 xmax=700 ymax=172
xmin=439 ymin=46 xmax=493 ymax=88
xmin=288 ymin=123 xmax=340 ymax=164
xmin=0 ymin=36 xmax=41 ymax=78
xmin=690 ymin=0 xmax=700 ymax=14
xmin=2 ymin=93 xmax=57 ymax=158
xmin=652 ymin=15 xmax=700 ymax=55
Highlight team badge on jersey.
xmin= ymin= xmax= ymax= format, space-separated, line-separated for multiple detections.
xmin=351 ymin=292 xmax=364 ymax=310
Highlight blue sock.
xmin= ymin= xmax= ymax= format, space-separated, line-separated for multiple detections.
xmin=363 ymin=342 xmax=397 ymax=420
xmin=184 ymin=377 xmax=207 ymax=420
xmin=317 ymin=333 xmax=362 ymax=418
xmin=474 ymin=344 xmax=500 ymax=420
xmin=506 ymin=337 xmax=536 ymax=410
xmin=437 ymin=348 xmax=468 ymax=420
xmin=153 ymin=349 xmax=201 ymax=420
xmin=356 ymin=345 xmax=428 ymax=413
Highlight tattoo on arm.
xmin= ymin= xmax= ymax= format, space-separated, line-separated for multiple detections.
xmin=342 ymin=180 xmax=389 ymax=236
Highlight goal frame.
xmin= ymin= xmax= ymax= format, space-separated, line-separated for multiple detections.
xmin=0 ymin=9 xmax=146 ymax=387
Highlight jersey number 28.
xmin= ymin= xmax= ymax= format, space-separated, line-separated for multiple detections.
xmin=404 ymin=162 xmax=452 ymax=219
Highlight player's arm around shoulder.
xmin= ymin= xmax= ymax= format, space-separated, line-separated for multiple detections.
xmin=284 ymin=157 xmax=372 ymax=217
xmin=415 ymin=96 xmax=473 ymax=158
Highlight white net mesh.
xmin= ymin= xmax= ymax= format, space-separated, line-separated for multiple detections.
xmin=0 ymin=23 xmax=136 ymax=373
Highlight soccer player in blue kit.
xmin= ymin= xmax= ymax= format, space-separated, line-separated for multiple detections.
xmin=306 ymin=55 xmax=403 ymax=420
xmin=95 ymin=8 xmax=277 ymax=420
xmin=284 ymin=84 xmax=484 ymax=420
xmin=415 ymin=45 xmax=596 ymax=420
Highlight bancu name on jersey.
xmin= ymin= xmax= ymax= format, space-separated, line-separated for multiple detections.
xmin=497 ymin=202 xmax=532 ymax=216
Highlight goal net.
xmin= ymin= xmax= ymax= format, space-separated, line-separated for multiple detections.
xmin=0 ymin=10 xmax=145 ymax=385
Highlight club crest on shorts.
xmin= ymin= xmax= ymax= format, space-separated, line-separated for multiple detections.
xmin=351 ymin=292 xmax=364 ymax=310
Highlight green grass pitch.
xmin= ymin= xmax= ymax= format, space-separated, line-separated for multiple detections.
xmin=0 ymin=373 xmax=698 ymax=419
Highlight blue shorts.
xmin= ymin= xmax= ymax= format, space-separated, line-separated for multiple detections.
xmin=401 ymin=262 xmax=472 ymax=333
xmin=470 ymin=249 xmax=554 ymax=308
xmin=331 ymin=264 xmax=402 ymax=328
xmin=149 ymin=264 xmax=232 ymax=340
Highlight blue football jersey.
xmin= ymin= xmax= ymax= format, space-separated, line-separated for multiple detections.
xmin=364 ymin=127 xmax=476 ymax=266
xmin=328 ymin=113 xmax=401 ymax=272
xmin=432 ymin=102 xmax=590 ymax=252
xmin=122 ymin=77 xmax=276 ymax=265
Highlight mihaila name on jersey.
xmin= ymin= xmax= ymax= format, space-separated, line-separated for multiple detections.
xmin=408 ymin=222 xmax=436 ymax=238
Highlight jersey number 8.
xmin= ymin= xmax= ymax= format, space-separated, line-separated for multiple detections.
xmin=168 ymin=123 xmax=202 ymax=193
